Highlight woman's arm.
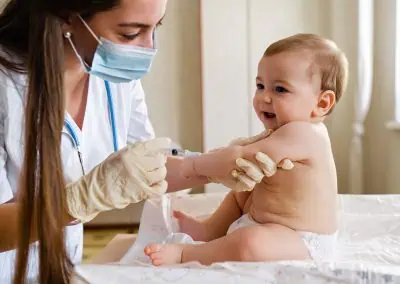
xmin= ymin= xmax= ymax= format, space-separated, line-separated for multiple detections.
xmin=0 ymin=203 xmax=74 ymax=253
xmin=166 ymin=156 xmax=209 ymax=192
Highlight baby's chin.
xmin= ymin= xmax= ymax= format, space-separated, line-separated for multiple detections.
xmin=262 ymin=122 xmax=279 ymax=131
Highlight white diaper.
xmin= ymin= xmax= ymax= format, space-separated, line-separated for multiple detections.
xmin=227 ymin=214 xmax=337 ymax=262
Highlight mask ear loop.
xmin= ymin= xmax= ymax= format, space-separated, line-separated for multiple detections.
xmin=63 ymin=15 xmax=103 ymax=72
xmin=77 ymin=14 xmax=102 ymax=45
xmin=63 ymin=32 xmax=91 ymax=71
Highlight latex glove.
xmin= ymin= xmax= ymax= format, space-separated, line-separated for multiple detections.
xmin=232 ymin=129 xmax=294 ymax=175
xmin=205 ymin=154 xmax=265 ymax=192
xmin=66 ymin=137 xmax=171 ymax=223
xmin=221 ymin=130 xmax=294 ymax=192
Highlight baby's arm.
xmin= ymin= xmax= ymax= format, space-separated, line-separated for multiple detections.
xmin=184 ymin=122 xmax=313 ymax=180
xmin=242 ymin=122 xmax=318 ymax=165
xmin=181 ymin=146 xmax=243 ymax=180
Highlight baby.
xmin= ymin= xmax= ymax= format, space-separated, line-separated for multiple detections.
xmin=145 ymin=33 xmax=348 ymax=265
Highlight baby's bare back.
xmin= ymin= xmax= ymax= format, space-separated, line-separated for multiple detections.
xmin=241 ymin=124 xmax=338 ymax=234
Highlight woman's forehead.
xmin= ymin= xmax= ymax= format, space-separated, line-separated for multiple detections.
xmin=96 ymin=0 xmax=167 ymax=26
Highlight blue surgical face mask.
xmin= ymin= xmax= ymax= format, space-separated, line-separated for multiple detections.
xmin=65 ymin=15 xmax=157 ymax=83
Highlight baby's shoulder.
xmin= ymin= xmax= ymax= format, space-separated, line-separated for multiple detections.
xmin=274 ymin=122 xmax=329 ymax=142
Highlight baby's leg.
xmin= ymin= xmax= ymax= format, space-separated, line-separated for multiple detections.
xmin=177 ymin=191 xmax=248 ymax=241
xmin=145 ymin=223 xmax=309 ymax=266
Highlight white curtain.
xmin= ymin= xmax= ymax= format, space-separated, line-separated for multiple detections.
xmin=328 ymin=0 xmax=400 ymax=194
xmin=348 ymin=0 xmax=374 ymax=194
xmin=329 ymin=0 xmax=374 ymax=194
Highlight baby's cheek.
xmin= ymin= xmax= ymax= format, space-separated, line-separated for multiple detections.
xmin=253 ymin=95 xmax=262 ymax=114
xmin=252 ymin=94 xmax=258 ymax=108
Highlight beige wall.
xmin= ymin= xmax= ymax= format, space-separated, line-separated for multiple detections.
xmin=142 ymin=0 xmax=202 ymax=152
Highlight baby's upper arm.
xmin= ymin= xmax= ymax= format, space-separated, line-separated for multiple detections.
xmin=243 ymin=122 xmax=320 ymax=164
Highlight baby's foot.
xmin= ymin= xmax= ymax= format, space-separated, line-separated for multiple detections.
xmin=174 ymin=210 xmax=209 ymax=241
xmin=144 ymin=243 xmax=184 ymax=266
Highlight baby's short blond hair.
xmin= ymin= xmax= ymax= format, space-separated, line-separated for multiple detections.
xmin=264 ymin=33 xmax=348 ymax=110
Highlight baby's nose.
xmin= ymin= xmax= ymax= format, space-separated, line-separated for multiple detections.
xmin=263 ymin=92 xmax=272 ymax=104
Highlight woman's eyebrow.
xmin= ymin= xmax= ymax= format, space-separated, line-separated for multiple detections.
xmin=118 ymin=16 xmax=165 ymax=28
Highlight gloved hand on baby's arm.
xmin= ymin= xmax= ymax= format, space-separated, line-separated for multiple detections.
xmin=230 ymin=129 xmax=294 ymax=173
xmin=181 ymin=130 xmax=294 ymax=192
xmin=219 ymin=129 xmax=294 ymax=192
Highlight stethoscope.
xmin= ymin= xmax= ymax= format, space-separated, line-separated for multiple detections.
xmin=63 ymin=80 xmax=118 ymax=176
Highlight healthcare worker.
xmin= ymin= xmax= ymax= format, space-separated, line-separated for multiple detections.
xmin=0 ymin=0 xmax=282 ymax=283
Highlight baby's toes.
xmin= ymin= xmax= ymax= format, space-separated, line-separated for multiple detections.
xmin=144 ymin=243 xmax=162 ymax=256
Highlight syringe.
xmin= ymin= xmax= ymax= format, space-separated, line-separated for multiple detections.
xmin=159 ymin=148 xmax=201 ymax=157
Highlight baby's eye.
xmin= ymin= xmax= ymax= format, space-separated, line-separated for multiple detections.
xmin=274 ymin=86 xmax=288 ymax=93
xmin=256 ymin=83 xmax=265 ymax=90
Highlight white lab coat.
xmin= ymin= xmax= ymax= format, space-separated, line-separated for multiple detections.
xmin=0 ymin=70 xmax=155 ymax=282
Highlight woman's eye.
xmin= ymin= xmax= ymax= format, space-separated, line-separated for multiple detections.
xmin=122 ymin=33 xmax=140 ymax=40
xmin=275 ymin=86 xmax=288 ymax=93
xmin=256 ymin=83 xmax=265 ymax=90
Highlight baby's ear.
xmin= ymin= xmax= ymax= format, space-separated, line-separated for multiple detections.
xmin=312 ymin=90 xmax=336 ymax=117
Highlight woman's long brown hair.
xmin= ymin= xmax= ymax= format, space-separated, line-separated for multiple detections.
xmin=0 ymin=1 xmax=119 ymax=283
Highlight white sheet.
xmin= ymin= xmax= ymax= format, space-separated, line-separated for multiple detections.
xmin=71 ymin=193 xmax=400 ymax=284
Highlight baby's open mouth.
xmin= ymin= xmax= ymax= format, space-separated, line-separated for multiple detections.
xmin=263 ymin=112 xmax=276 ymax=119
